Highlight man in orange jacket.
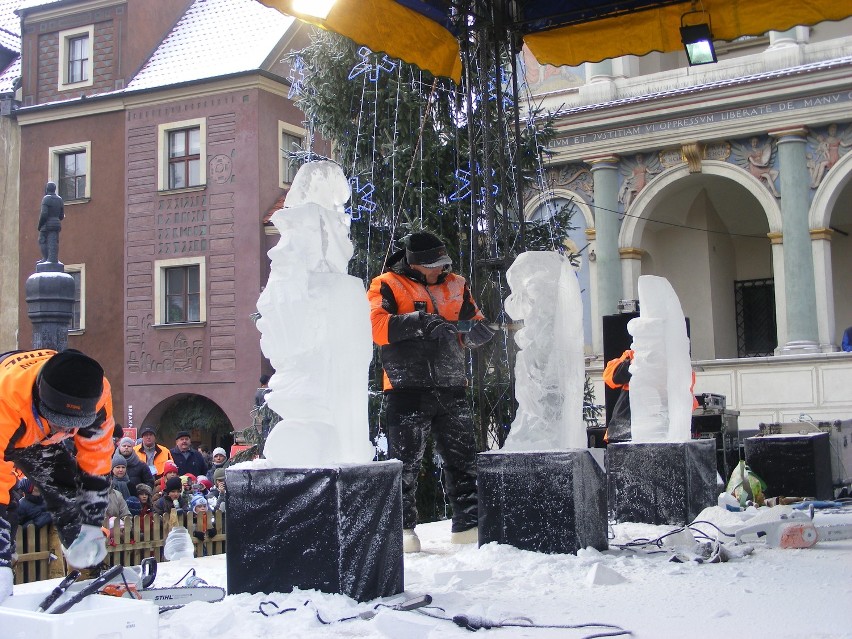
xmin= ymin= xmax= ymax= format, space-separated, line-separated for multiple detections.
xmin=368 ymin=231 xmax=494 ymax=553
xmin=0 ymin=349 xmax=115 ymax=604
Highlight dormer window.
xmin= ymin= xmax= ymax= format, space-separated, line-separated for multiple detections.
xmin=58 ymin=25 xmax=95 ymax=90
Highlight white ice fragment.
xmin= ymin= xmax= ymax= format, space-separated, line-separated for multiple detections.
xmin=628 ymin=275 xmax=694 ymax=442
xmin=256 ymin=161 xmax=374 ymax=467
xmin=503 ymin=251 xmax=586 ymax=451
xmin=585 ymin=562 xmax=626 ymax=586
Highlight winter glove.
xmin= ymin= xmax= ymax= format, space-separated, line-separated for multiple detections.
xmin=463 ymin=321 xmax=495 ymax=349
xmin=193 ymin=530 xmax=206 ymax=542
xmin=0 ymin=566 xmax=12 ymax=605
xmin=422 ymin=313 xmax=459 ymax=342
xmin=62 ymin=523 xmax=107 ymax=569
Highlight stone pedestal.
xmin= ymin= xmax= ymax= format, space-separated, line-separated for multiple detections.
xmin=25 ymin=262 xmax=75 ymax=351
xmin=744 ymin=432 xmax=833 ymax=500
xmin=607 ymin=440 xmax=716 ymax=525
xmin=478 ymin=450 xmax=608 ymax=554
xmin=226 ymin=460 xmax=403 ymax=602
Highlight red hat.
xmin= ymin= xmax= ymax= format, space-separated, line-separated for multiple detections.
xmin=163 ymin=461 xmax=178 ymax=475
xmin=198 ymin=478 xmax=213 ymax=491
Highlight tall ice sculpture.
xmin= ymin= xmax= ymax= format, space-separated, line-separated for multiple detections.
xmin=478 ymin=251 xmax=608 ymax=554
xmin=226 ymin=162 xmax=403 ymax=601
xmin=608 ymin=275 xmax=716 ymax=525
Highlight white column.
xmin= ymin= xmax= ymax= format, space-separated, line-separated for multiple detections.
xmin=810 ymin=228 xmax=837 ymax=352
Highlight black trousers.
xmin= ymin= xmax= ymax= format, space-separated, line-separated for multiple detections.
xmin=385 ymin=389 xmax=478 ymax=532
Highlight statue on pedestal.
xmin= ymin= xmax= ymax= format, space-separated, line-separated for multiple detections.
xmin=37 ymin=182 xmax=64 ymax=264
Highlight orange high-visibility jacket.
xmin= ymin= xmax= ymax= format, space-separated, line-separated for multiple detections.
xmin=133 ymin=443 xmax=173 ymax=478
xmin=0 ymin=350 xmax=114 ymax=508
xmin=368 ymin=258 xmax=484 ymax=391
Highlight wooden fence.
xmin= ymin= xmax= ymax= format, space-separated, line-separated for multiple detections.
xmin=13 ymin=512 xmax=227 ymax=584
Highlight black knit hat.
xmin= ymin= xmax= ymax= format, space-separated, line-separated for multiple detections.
xmin=37 ymin=350 xmax=103 ymax=430
xmin=165 ymin=476 xmax=182 ymax=493
xmin=403 ymin=232 xmax=452 ymax=268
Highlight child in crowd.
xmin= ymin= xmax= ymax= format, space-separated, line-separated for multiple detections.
xmin=189 ymin=494 xmax=216 ymax=556
xmin=16 ymin=479 xmax=52 ymax=529
xmin=154 ymin=476 xmax=188 ymax=516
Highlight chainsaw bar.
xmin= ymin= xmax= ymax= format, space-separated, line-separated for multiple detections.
xmin=138 ymin=585 xmax=226 ymax=609
xmin=816 ymin=523 xmax=852 ymax=542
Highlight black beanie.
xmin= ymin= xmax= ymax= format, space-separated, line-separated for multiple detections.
xmin=404 ymin=232 xmax=452 ymax=268
xmin=165 ymin=476 xmax=183 ymax=493
xmin=37 ymin=350 xmax=103 ymax=430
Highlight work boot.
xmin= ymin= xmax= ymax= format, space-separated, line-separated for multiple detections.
xmin=403 ymin=529 xmax=421 ymax=553
xmin=450 ymin=526 xmax=478 ymax=545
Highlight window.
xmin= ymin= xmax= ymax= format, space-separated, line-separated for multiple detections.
xmin=58 ymin=26 xmax=94 ymax=90
xmin=65 ymin=264 xmax=85 ymax=332
xmin=278 ymin=121 xmax=307 ymax=186
xmin=158 ymin=119 xmax=207 ymax=191
xmin=154 ymin=257 xmax=206 ymax=325
xmin=735 ymin=278 xmax=777 ymax=357
xmin=168 ymin=128 xmax=201 ymax=189
xmin=165 ymin=265 xmax=200 ymax=323
xmin=49 ymin=142 xmax=91 ymax=201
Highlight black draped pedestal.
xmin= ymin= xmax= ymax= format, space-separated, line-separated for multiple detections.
xmin=607 ymin=440 xmax=717 ymax=525
xmin=225 ymin=460 xmax=403 ymax=602
xmin=478 ymin=450 xmax=608 ymax=554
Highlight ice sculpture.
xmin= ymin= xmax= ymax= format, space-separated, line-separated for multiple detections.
xmin=255 ymin=161 xmax=374 ymax=466
xmin=627 ymin=275 xmax=693 ymax=442
xmin=502 ymin=251 xmax=586 ymax=451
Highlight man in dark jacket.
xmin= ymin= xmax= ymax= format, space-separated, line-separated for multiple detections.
xmin=367 ymin=232 xmax=494 ymax=553
xmin=170 ymin=431 xmax=208 ymax=477
xmin=115 ymin=436 xmax=154 ymax=491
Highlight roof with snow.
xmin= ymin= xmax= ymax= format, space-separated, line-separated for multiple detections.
xmin=0 ymin=54 xmax=19 ymax=92
xmin=126 ymin=0 xmax=296 ymax=91
xmin=0 ymin=0 xmax=20 ymax=53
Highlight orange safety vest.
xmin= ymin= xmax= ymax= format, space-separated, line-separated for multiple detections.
xmin=0 ymin=349 xmax=114 ymax=507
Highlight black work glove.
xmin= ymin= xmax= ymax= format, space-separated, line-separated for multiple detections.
xmin=193 ymin=530 xmax=206 ymax=542
xmin=422 ymin=313 xmax=459 ymax=342
xmin=463 ymin=321 xmax=495 ymax=349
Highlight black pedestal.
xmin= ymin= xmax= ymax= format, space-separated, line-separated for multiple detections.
xmin=744 ymin=432 xmax=833 ymax=500
xmin=478 ymin=450 xmax=608 ymax=554
xmin=226 ymin=461 xmax=403 ymax=602
xmin=608 ymin=440 xmax=716 ymax=525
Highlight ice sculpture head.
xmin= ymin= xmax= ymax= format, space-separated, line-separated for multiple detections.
xmin=276 ymin=161 xmax=354 ymax=274
xmin=285 ymin=160 xmax=351 ymax=211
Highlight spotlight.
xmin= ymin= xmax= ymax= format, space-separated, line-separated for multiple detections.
xmin=680 ymin=12 xmax=717 ymax=66
xmin=293 ymin=0 xmax=336 ymax=19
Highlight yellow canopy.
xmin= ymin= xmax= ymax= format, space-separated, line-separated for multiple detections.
xmin=261 ymin=0 xmax=852 ymax=83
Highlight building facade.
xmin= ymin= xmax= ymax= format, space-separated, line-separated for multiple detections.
xmin=10 ymin=0 xmax=326 ymax=448
xmin=523 ymin=22 xmax=852 ymax=428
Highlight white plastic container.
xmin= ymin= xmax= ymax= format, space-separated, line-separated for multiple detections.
xmin=0 ymin=591 xmax=158 ymax=639
xmin=163 ymin=525 xmax=195 ymax=560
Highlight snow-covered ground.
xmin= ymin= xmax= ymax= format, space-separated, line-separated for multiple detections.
xmin=13 ymin=504 xmax=852 ymax=638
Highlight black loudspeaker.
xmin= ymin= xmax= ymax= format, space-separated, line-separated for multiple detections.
xmin=602 ymin=313 xmax=638 ymax=425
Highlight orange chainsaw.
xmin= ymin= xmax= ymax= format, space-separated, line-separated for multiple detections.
xmin=734 ymin=510 xmax=852 ymax=549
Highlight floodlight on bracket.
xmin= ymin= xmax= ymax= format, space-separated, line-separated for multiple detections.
xmin=680 ymin=6 xmax=718 ymax=66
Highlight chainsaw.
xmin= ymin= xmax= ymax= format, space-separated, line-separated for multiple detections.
xmin=734 ymin=508 xmax=852 ymax=549
xmin=38 ymin=558 xmax=226 ymax=613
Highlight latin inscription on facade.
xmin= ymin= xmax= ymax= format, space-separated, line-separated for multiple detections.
xmin=550 ymin=91 xmax=852 ymax=149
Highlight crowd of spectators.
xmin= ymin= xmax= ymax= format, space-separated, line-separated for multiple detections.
xmin=12 ymin=425 xmax=230 ymax=542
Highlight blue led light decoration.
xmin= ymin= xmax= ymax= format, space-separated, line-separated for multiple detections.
xmin=487 ymin=66 xmax=514 ymax=110
xmin=450 ymin=164 xmax=499 ymax=205
xmin=349 ymin=46 xmax=398 ymax=82
xmin=288 ymin=55 xmax=306 ymax=99
xmin=345 ymin=176 xmax=377 ymax=221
